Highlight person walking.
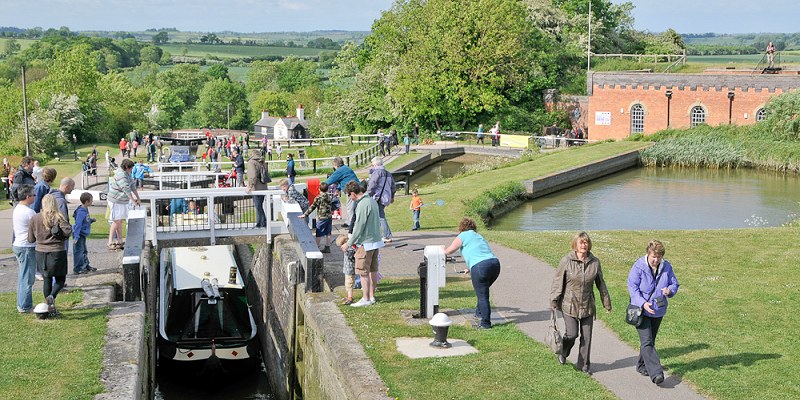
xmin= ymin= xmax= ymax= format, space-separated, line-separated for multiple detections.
xmin=477 ymin=124 xmax=484 ymax=144
xmin=627 ymin=239 xmax=680 ymax=385
xmin=413 ymin=123 xmax=419 ymax=145
xmin=549 ymin=231 xmax=612 ymax=375
xmin=286 ymin=153 xmax=297 ymax=185
xmin=246 ymin=149 xmax=271 ymax=228
xmin=28 ymin=194 xmax=72 ymax=317
xmin=341 ymin=181 xmax=384 ymax=307
xmin=444 ymin=217 xmax=501 ymax=329
xmin=403 ymin=133 xmax=410 ymax=154
xmin=366 ymin=157 xmax=395 ymax=243
xmin=12 ymin=184 xmax=36 ymax=313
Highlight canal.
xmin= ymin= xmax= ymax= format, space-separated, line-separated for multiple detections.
xmin=410 ymin=154 xmax=506 ymax=187
xmin=492 ymin=167 xmax=800 ymax=231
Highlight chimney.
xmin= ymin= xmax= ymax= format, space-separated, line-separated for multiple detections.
xmin=261 ymin=110 xmax=269 ymax=119
xmin=296 ymin=104 xmax=304 ymax=121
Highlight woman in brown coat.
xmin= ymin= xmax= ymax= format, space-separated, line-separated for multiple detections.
xmin=28 ymin=194 xmax=72 ymax=316
xmin=549 ymin=231 xmax=612 ymax=374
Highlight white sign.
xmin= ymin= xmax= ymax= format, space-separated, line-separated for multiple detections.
xmin=595 ymin=111 xmax=611 ymax=126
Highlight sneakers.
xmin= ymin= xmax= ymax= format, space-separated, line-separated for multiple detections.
xmin=350 ymin=298 xmax=372 ymax=307
xmin=86 ymin=266 xmax=98 ymax=272
xmin=73 ymin=269 xmax=88 ymax=275
xmin=368 ymin=297 xmax=376 ymax=305
xmin=321 ymin=246 xmax=331 ymax=253
xmin=382 ymin=237 xmax=393 ymax=243
xmin=652 ymin=374 xmax=664 ymax=385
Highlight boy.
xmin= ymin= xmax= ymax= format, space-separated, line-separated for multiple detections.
xmin=336 ymin=235 xmax=356 ymax=305
xmin=409 ymin=188 xmax=423 ymax=230
xmin=73 ymin=192 xmax=97 ymax=274
xmin=303 ymin=181 xmax=333 ymax=252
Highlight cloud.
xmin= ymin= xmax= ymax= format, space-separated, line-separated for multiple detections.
xmin=278 ymin=1 xmax=309 ymax=11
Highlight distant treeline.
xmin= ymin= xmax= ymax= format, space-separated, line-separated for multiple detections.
xmin=682 ymin=32 xmax=800 ymax=51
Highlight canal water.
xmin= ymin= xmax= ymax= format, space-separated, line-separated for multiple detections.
xmin=491 ymin=167 xmax=800 ymax=231
xmin=155 ymin=362 xmax=274 ymax=399
xmin=410 ymin=154 xmax=504 ymax=187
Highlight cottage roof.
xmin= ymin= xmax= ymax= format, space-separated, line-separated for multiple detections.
xmin=255 ymin=115 xmax=281 ymax=128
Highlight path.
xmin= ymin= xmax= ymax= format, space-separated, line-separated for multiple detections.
xmin=325 ymin=229 xmax=707 ymax=400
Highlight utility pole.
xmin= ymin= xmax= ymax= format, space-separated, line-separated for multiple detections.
xmin=21 ymin=65 xmax=30 ymax=156
xmin=587 ymin=0 xmax=592 ymax=73
xmin=227 ymin=104 xmax=230 ymax=130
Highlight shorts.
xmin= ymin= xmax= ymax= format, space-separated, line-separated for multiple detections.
xmin=109 ymin=201 xmax=129 ymax=221
xmin=316 ymin=218 xmax=332 ymax=237
xmin=354 ymin=247 xmax=379 ymax=275
xmin=36 ymin=250 xmax=67 ymax=278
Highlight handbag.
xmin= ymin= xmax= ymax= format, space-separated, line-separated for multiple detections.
xmin=545 ymin=309 xmax=563 ymax=354
xmin=625 ymin=278 xmax=659 ymax=327
xmin=50 ymin=220 xmax=67 ymax=241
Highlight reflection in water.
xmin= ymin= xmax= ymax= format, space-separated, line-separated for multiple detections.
xmin=155 ymin=363 xmax=274 ymax=400
xmin=410 ymin=154 xmax=499 ymax=187
xmin=492 ymin=167 xmax=800 ymax=231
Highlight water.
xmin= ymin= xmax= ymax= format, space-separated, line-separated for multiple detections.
xmin=155 ymin=363 xmax=274 ymax=400
xmin=409 ymin=154 xmax=499 ymax=187
xmin=491 ymin=167 xmax=800 ymax=231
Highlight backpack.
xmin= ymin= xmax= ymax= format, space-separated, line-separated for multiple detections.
xmin=258 ymin=161 xmax=271 ymax=184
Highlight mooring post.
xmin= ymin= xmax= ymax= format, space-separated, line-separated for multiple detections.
xmin=122 ymin=209 xmax=147 ymax=301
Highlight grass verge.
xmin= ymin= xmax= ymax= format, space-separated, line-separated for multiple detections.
xmin=0 ymin=291 xmax=108 ymax=399
xmin=339 ymin=278 xmax=616 ymax=400
xmin=482 ymin=228 xmax=800 ymax=400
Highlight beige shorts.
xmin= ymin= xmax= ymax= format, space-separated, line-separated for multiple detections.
xmin=354 ymin=247 xmax=379 ymax=275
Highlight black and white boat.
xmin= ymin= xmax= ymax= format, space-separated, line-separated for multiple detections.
xmin=158 ymin=245 xmax=259 ymax=374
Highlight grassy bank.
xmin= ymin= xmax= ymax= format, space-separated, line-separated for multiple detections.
xmin=0 ymin=291 xmax=108 ymax=399
xmin=483 ymin=228 xmax=800 ymax=400
xmin=340 ymin=278 xmax=616 ymax=399
xmin=636 ymin=124 xmax=800 ymax=173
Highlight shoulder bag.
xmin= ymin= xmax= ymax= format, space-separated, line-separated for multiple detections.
xmin=625 ymin=277 xmax=659 ymax=327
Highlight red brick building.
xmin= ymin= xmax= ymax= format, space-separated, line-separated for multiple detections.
xmin=586 ymin=72 xmax=800 ymax=140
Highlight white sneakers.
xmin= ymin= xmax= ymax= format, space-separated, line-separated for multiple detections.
xmin=350 ymin=298 xmax=377 ymax=307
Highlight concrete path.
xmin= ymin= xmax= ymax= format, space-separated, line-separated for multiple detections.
xmin=340 ymin=230 xmax=707 ymax=400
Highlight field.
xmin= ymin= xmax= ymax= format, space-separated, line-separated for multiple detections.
xmin=159 ymin=43 xmax=328 ymax=59
xmin=0 ymin=37 xmax=36 ymax=52
xmin=157 ymin=64 xmax=252 ymax=81
xmin=688 ymin=52 xmax=800 ymax=65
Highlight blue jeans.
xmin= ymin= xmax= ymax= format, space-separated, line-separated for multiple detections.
xmin=378 ymin=203 xmax=392 ymax=239
xmin=253 ymin=195 xmax=267 ymax=227
xmin=412 ymin=209 xmax=421 ymax=230
xmin=73 ymin=236 xmax=89 ymax=273
xmin=470 ymin=258 xmax=501 ymax=328
xmin=13 ymin=246 xmax=36 ymax=311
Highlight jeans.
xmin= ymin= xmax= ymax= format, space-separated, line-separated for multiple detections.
xmin=74 ymin=236 xmax=89 ymax=273
xmin=13 ymin=246 xmax=36 ymax=311
xmin=470 ymin=258 xmax=501 ymax=328
xmin=562 ymin=314 xmax=594 ymax=370
xmin=405 ymin=144 xmax=410 ymax=154
xmin=412 ymin=209 xmax=420 ymax=230
xmin=378 ymin=203 xmax=392 ymax=239
xmin=637 ymin=316 xmax=664 ymax=379
xmin=253 ymin=195 xmax=267 ymax=227
xmin=289 ymin=175 xmax=295 ymax=185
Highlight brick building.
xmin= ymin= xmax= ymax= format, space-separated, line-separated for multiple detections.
xmin=585 ymin=72 xmax=800 ymax=140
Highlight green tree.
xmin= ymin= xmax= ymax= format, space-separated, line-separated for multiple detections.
xmin=152 ymin=31 xmax=169 ymax=45
xmin=140 ymin=45 xmax=164 ymax=64
xmin=148 ymin=89 xmax=185 ymax=129
xmin=155 ymin=63 xmax=208 ymax=110
xmin=3 ymin=38 xmax=21 ymax=57
xmin=206 ymin=64 xmax=230 ymax=81
xmin=250 ymin=90 xmax=291 ymax=117
xmin=191 ymin=79 xmax=249 ymax=129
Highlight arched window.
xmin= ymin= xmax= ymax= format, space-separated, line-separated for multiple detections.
xmin=756 ymin=108 xmax=767 ymax=122
xmin=690 ymin=106 xmax=706 ymax=127
xmin=630 ymin=104 xmax=645 ymax=134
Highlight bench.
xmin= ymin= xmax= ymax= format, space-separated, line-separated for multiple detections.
xmin=55 ymin=151 xmax=79 ymax=161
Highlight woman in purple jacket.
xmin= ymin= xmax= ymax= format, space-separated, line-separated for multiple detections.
xmin=627 ymin=239 xmax=680 ymax=386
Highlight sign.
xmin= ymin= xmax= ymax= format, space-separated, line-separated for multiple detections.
xmin=499 ymin=134 xmax=530 ymax=149
xmin=595 ymin=112 xmax=612 ymax=126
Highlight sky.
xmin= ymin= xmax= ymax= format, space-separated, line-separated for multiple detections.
xmin=0 ymin=0 xmax=797 ymax=34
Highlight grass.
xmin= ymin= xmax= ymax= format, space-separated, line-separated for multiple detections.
xmin=159 ymin=43 xmax=326 ymax=59
xmin=339 ymin=278 xmax=616 ymax=400
xmin=383 ymin=141 xmax=650 ymax=231
xmin=482 ymin=228 xmax=800 ymax=400
xmin=0 ymin=291 xmax=108 ymax=399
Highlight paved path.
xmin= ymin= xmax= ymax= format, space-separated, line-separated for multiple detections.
xmin=326 ymin=229 xmax=707 ymax=400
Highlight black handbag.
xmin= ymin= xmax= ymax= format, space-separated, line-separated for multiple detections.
xmin=625 ymin=279 xmax=659 ymax=328
xmin=50 ymin=220 xmax=67 ymax=241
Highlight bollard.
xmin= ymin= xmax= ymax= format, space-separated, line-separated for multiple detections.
xmin=429 ymin=313 xmax=452 ymax=348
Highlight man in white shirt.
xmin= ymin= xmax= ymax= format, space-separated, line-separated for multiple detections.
xmin=12 ymin=184 xmax=37 ymax=313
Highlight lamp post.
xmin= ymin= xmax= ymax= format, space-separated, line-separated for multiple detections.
xmin=665 ymin=90 xmax=673 ymax=129
xmin=587 ymin=0 xmax=592 ymax=73
xmin=727 ymin=91 xmax=735 ymax=125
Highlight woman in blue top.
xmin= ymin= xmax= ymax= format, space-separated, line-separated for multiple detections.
xmin=444 ymin=217 xmax=501 ymax=329
xmin=286 ymin=153 xmax=297 ymax=184
xmin=627 ymin=239 xmax=680 ymax=386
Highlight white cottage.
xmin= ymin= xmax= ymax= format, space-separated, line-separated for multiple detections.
xmin=254 ymin=105 xmax=309 ymax=140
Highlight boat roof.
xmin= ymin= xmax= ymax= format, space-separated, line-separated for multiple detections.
xmin=169 ymin=245 xmax=244 ymax=291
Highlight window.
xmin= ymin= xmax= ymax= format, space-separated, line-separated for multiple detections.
xmin=690 ymin=106 xmax=706 ymax=127
xmin=630 ymin=104 xmax=645 ymax=134
xmin=756 ymin=108 xmax=767 ymax=122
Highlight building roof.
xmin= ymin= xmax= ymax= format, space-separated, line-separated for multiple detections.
xmin=589 ymin=72 xmax=800 ymax=95
xmin=255 ymin=116 xmax=309 ymax=130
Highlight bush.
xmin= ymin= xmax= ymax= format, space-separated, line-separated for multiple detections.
xmin=463 ymin=181 xmax=526 ymax=223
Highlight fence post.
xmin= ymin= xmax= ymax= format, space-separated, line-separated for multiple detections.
xmin=312 ymin=160 xmax=317 ymax=173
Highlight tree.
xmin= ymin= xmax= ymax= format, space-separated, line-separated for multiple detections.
xmin=250 ymin=90 xmax=291 ymax=117
xmin=152 ymin=31 xmax=169 ymax=45
xmin=149 ymin=89 xmax=185 ymax=129
xmin=191 ymin=79 xmax=249 ymax=129
xmin=155 ymin=63 xmax=208 ymax=110
xmin=140 ymin=45 xmax=164 ymax=64
xmin=2 ymin=38 xmax=21 ymax=57
xmin=206 ymin=64 xmax=230 ymax=81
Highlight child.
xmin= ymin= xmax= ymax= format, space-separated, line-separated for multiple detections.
xmin=303 ymin=182 xmax=333 ymax=252
xmin=329 ymin=183 xmax=342 ymax=220
xmin=72 ymin=192 xmax=97 ymax=274
xmin=336 ymin=235 xmax=356 ymax=305
xmin=409 ymin=188 xmax=423 ymax=230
